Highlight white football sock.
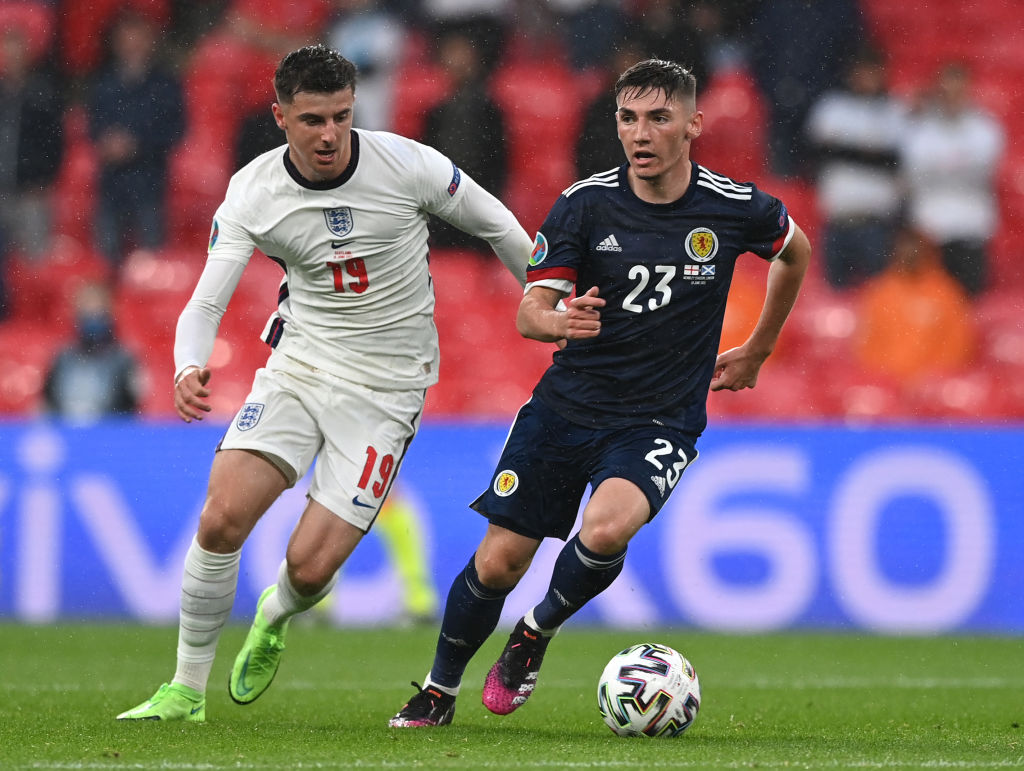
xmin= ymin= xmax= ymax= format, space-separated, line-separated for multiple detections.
xmin=424 ymin=674 xmax=460 ymax=696
xmin=260 ymin=559 xmax=338 ymax=627
xmin=172 ymin=536 xmax=241 ymax=693
xmin=524 ymin=607 xmax=560 ymax=637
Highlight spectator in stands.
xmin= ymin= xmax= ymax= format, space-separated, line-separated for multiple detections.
xmin=546 ymin=0 xmax=628 ymax=73
xmin=234 ymin=108 xmax=283 ymax=170
xmin=805 ymin=47 xmax=905 ymax=290
xmin=42 ymin=280 xmax=142 ymax=420
xmin=574 ymin=37 xmax=645 ymax=177
xmin=87 ymin=11 xmax=184 ymax=267
xmin=0 ymin=26 xmax=65 ymax=317
xmin=899 ymin=61 xmax=1005 ymax=296
xmin=212 ymin=0 xmax=332 ymax=172
xmin=419 ymin=0 xmax=508 ymax=76
xmin=421 ymin=29 xmax=507 ymax=251
xmin=627 ymin=0 xmax=712 ymax=91
xmin=854 ymin=225 xmax=975 ymax=383
xmin=327 ymin=0 xmax=406 ymax=132
xmin=747 ymin=0 xmax=863 ymax=179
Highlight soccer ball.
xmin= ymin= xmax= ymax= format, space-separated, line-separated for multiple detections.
xmin=597 ymin=642 xmax=701 ymax=738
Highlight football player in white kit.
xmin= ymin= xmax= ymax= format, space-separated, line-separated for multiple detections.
xmin=117 ymin=44 xmax=533 ymax=722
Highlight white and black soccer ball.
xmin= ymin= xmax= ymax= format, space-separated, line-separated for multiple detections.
xmin=597 ymin=642 xmax=701 ymax=738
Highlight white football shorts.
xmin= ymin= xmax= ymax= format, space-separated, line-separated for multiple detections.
xmin=219 ymin=349 xmax=425 ymax=531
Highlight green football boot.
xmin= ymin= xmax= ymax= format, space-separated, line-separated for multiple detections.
xmin=229 ymin=586 xmax=290 ymax=705
xmin=116 ymin=682 xmax=206 ymax=722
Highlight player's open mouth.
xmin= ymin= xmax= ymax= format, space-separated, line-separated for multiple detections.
xmin=315 ymin=149 xmax=336 ymax=162
xmin=633 ymin=152 xmax=656 ymax=165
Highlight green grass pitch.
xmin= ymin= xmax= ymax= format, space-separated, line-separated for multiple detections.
xmin=0 ymin=622 xmax=1020 ymax=769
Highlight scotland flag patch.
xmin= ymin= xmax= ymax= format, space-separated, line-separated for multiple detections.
xmin=324 ymin=207 xmax=353 ymax=237
xmin=236 ymin=402 xmax=265 ymax=431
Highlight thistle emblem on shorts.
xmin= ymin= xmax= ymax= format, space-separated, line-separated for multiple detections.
xmin=324 ymin=207 xmax=353 ymax=237
xmin=494 ymin=470 xmax=519 ymax=497
xmin=236 ymin=402 xmax=264 ymax=431
xmin=685 ymin=227 xmax=718 ymax=262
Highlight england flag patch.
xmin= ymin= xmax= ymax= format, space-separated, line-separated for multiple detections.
xmin=236 ymin=403 xmax=265 ymax=431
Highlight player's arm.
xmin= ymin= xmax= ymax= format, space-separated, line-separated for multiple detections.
xmin=173 ymin=257 xmax=247 ymax=422
xmin=711 ymin=222 xmax=811 ymax=392
xmin=517 ymin=285 xmax=605 ymax=343
xmin=430 ymin=167 xmax=532 ymax=287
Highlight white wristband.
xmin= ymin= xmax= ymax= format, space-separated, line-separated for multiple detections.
xmin=174 ymin=365 xmax=200 ymax=386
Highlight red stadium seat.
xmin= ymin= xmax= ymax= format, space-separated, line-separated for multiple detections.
xmin=692 ymin=67 xmax=768 ymax=183
xmin=390 ymin=33 xmax=451 ymax=140
xmin=0 ymin=320 xmax=69 ymax=414
xmin=0 ymin=1 xmax=54 ymax=69
xmin=115 ymin=247 xmax=283 ymax=418
xmin=58 ymin=0 xmax=170 ymax=75
xmin=51 ymin=106 xmax=98 ymax=247
xmin=490 ymin=53 xmax=582 ymax=233
xmin=5 ymin=235 xmax=110 ymax=326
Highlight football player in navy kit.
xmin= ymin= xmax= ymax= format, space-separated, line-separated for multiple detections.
xmin=116 ymin=45 xmax=533 ymax=722
xmin=391 ymin=58 xmax=811 ymax=727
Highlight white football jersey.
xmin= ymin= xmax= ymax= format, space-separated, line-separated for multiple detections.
xmin=175 ymin=130 xmax=531 ymax=390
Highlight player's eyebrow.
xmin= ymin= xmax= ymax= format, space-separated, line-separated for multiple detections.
xmin=617 ymin=106 xmax=673 ymax=118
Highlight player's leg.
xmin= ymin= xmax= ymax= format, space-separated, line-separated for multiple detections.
xmin=532 ymin=477 xmax=648 ymax=630
xmin=229 ymin=498 xmax=362 ymax=704
xmin=390 ymin=524 xmax=540 ymax=727
xmin=231 ymin=371 xmax=424 ymax=705
xmin=117 ymin=449 xmax=290 ymax=722
xmin=482 ymin=480 xmax=648 ymax=716
xmin=374 ymin=492 xmax=440 ymax=624
xmin=485 ymin=425 xmax=697 ymax=716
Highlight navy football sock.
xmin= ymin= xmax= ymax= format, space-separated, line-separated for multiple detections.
xmin=531 ymin=534 xmax=627 ymax=631
xmin=429 ymin=555 xmax=513 ymax=690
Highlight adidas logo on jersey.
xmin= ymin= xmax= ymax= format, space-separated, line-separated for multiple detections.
xmin=595 ymin=234 xmax=622 ymax=252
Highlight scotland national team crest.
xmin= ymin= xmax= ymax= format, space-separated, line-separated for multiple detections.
xmin=494 ymin=470 xmax=519 ymax=497
xmin=324 ymin=207 xmax=354 ymax=238
xmin=685 ymin=227 xmax=719 ymax=263
xmin=236 ymin=402 xmax=264 ymax=431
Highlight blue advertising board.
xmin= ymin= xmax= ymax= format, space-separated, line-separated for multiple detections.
xmin=0 ymin=419 xmax=1020 ymax=633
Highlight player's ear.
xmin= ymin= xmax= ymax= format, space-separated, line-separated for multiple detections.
xmin=271 ymin=102 xmax=287 ymax=130
xmin=685 ymin=110 xmax=704 ymax=141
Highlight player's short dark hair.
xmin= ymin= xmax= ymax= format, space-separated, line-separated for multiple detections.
xmin=614 ymin=59 xmax=696 ymax=105
xmin=274 ymin=44 xmax=357 ymax=103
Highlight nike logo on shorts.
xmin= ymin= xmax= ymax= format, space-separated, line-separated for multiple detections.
xmin=352 ymin=496 xmax=375 ymax=509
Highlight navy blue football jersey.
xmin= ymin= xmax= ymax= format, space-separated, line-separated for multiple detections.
xmin=526 ymin=161 xmax=794 ymax=435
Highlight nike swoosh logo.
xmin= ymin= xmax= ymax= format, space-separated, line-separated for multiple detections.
xmin=331 ymin=241 xmax=346 ymax=249
xmin=352 ymin=496 xmax=375 ymax=509
xmin=236 ymin=655 xmax=254 ymax=696
xmin=191 ymin=705 xmax=203 ymax=715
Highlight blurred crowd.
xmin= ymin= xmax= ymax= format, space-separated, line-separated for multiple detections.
xmin=0 ymin=0 xmax=1021 ymax=422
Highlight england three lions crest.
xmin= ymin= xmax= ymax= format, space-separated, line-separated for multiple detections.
xmin=324 ymin=207 xmax=353 ymax=237
xmin=236 ymin=402 xmax=264 ymax=431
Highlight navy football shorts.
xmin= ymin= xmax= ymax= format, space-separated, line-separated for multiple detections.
xmin=470 ymin=397 xmax=699 ymax=540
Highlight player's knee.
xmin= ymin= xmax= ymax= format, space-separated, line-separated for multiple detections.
xmin=196 ymin=500 xmax=253 ymax=552
xmin=474 ymin=550 xmax=530 ymax=590
xmin=580 ymin=523 xmax=632 ymax=556
xmin=286 ymin=562 xmax=332 ymax=597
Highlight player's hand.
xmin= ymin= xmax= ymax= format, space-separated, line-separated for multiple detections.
xmin=709 ymin=345 xmax=768 ymax=392
xmin=174 ymin=367 xmax=213 ymax=422
xmin=565 ymin=286 xmax=605 ymax=340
